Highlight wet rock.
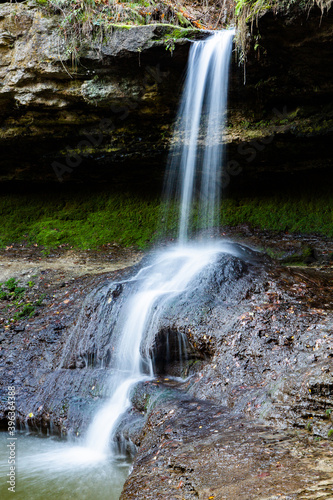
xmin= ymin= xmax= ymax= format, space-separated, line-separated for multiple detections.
xmin=0 ymin=258 xmax=139 ymax=435
xmin=0 ymin=239 xmax=332 ymax=498
xmin=121 ymin=397 xmax=333 ymax=499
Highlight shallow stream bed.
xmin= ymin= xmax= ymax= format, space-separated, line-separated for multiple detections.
xmin=0 ymin=432 xmax=130 ymax=500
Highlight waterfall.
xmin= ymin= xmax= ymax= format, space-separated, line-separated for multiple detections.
xmin=84 ymin=244 xmax=228 ymax=455
xmin=84 ymin=30 xmax=235 ymax=457
xmin=164 ymin=30 xmax=235 ymax=242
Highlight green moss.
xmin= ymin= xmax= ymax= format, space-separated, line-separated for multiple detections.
xmin=0 ymin=278 xmax=46 ymax=324
xmin=165 ymin=192 xmax=333 ymax=239
xmin=162 ymin=26 xmax=200 ymax=53
xmin=279 ymin=245 xmax=315 ymax=265
xmin=169 ymin=27 xmax=198 ymax=39
xmin=264 ymin=248 xmax=288 ymax=259
xmin=220 ymin=195 xmax=333 ymax=237
xmin=235 ymin=0 xmax=272 ymax=19
xmin=0 ymin=191 xmax=161 ymax=250
xmin=12 ymin=304 xmax=36 ymax=321
xmin=0 ymin=189 xmax=332 ymax=250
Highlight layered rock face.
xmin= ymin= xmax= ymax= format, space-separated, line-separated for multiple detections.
xmin=0 ymin=2 xmax=201 ymax=184
xmin=226 ymin=3 xmax=333 ymax=193
xmin=1 ymin=2 xmax=333 ymax=189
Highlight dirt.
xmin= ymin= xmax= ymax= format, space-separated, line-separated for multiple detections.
xmin=0 ymin=244 xmax=143 ymax=283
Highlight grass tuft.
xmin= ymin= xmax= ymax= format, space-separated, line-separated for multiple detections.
xmin=235 ymin=0 xmax=333 ymax=69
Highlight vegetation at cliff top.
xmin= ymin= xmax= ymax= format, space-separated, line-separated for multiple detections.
xmin=235 ymin=0 xmax=333 ymax=18
xmin=0 ymin=190 xmax=332 ymax=250
xmin=34 ymin=0 xmax=333 ymax=29
xmin=235 ymin=0 xmax=333 ymax=66
xmin=33 ymin=0 xmax=227 ymax=67
xmin=34 ymin=0 xmax=225 ymax=32
xmin=33 ymin=0 xmax=333 ymax=66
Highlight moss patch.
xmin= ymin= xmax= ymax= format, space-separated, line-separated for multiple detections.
xmin=0 ymin=188 xmax=332 ymax=250
xmin=0 ymin=190 xmax=161 ymax=250
xmin=0 ymin=277 xmax=45 ymax=326
xmin=220 ymin=194 xmax=333 ymax=237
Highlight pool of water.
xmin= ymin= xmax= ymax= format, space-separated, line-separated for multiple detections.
xmin=0 ymin=432 xmax=130 ymax=500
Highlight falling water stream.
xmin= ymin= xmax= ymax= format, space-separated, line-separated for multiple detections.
xmin=164 ymin=31 xmax=234 ymax=242
xmin=1 ymin=29 xmax=235 ymax=499
xmin=84 ymin=27 xmax=235 ymax=456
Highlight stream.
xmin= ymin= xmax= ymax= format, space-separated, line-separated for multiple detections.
xmin=0 ymin=29 xmax=240 ymax=499
xmin=0 ymin=432 xmax=130 ymax=500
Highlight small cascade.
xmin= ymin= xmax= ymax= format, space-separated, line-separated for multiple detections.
xmin=84 ymin=244 xmax=226 ymax=455
xmin=0 ymin=28 xmax=239 ymax=500
xmin=77 ymin=30 xmax=235 ymax=459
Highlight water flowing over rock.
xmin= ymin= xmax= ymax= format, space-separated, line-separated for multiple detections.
xmin=0 ymin=2 xmax=203 ymax=184
xmin=67 ymin=30 xmax=236 ymax=457
xmin=1 ymin=2 xmax=333 ymax=191
xmin=0 ymin=239 xmax=332 ymax=499
xmin=0 ymin=5 xmax=333 ymax=498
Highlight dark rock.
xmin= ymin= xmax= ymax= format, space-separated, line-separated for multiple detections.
xmin=226 ymin=5 xmax=333 ymax=192
xmin=0 ymin=239 xmax=332 ymax=497
xmin=0 ymin=3 xmax=203 ymax=185
xmin=0 ymin=3 xmax=332 ymax=196
xmin=121 ymin=397 xmax=333 ymax=499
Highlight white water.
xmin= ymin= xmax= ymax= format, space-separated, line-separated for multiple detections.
xmin=14 ymin=30 xmax=235 ymax=484
xmin=164 ymin=30 xmax=235 ymax=242
xmin=84 ymin=243 xmax=229 ymax=455
xmin=0 ymin=433 xmax=129 ymax=500
xmin=83 ymin=30 xmax=235 ymax=458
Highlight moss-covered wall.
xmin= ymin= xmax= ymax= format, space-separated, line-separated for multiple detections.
xmin=0 ymin=1 xmax=333 ymax=246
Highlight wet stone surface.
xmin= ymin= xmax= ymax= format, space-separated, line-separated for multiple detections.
xmin=0 ymin=234 xmax=332 ymax=498
xmin=0 ymin=247 xmax=143 ymax=435
xmin=121 ymin=397 xmax=333 ymax=500
xmin=120 ymin=235 xmax=333 ymax=498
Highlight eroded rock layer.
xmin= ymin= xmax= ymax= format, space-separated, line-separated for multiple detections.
xmin=0 ymin=3 xmax=333 ymax=189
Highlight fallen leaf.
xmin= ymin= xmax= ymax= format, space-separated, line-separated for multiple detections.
xmin=258 ymin=472 xmax=270 ymax=478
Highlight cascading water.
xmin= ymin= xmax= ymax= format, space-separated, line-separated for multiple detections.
xmin=84 ymin=244 xmax=229 ymax=455
xmin=5 ymin=30 xmax=236 ymax=495
xmin=84 ymin=29 xmax=235 ymax=456
xmin=164 ymin=30 xmax=235 ymax=242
